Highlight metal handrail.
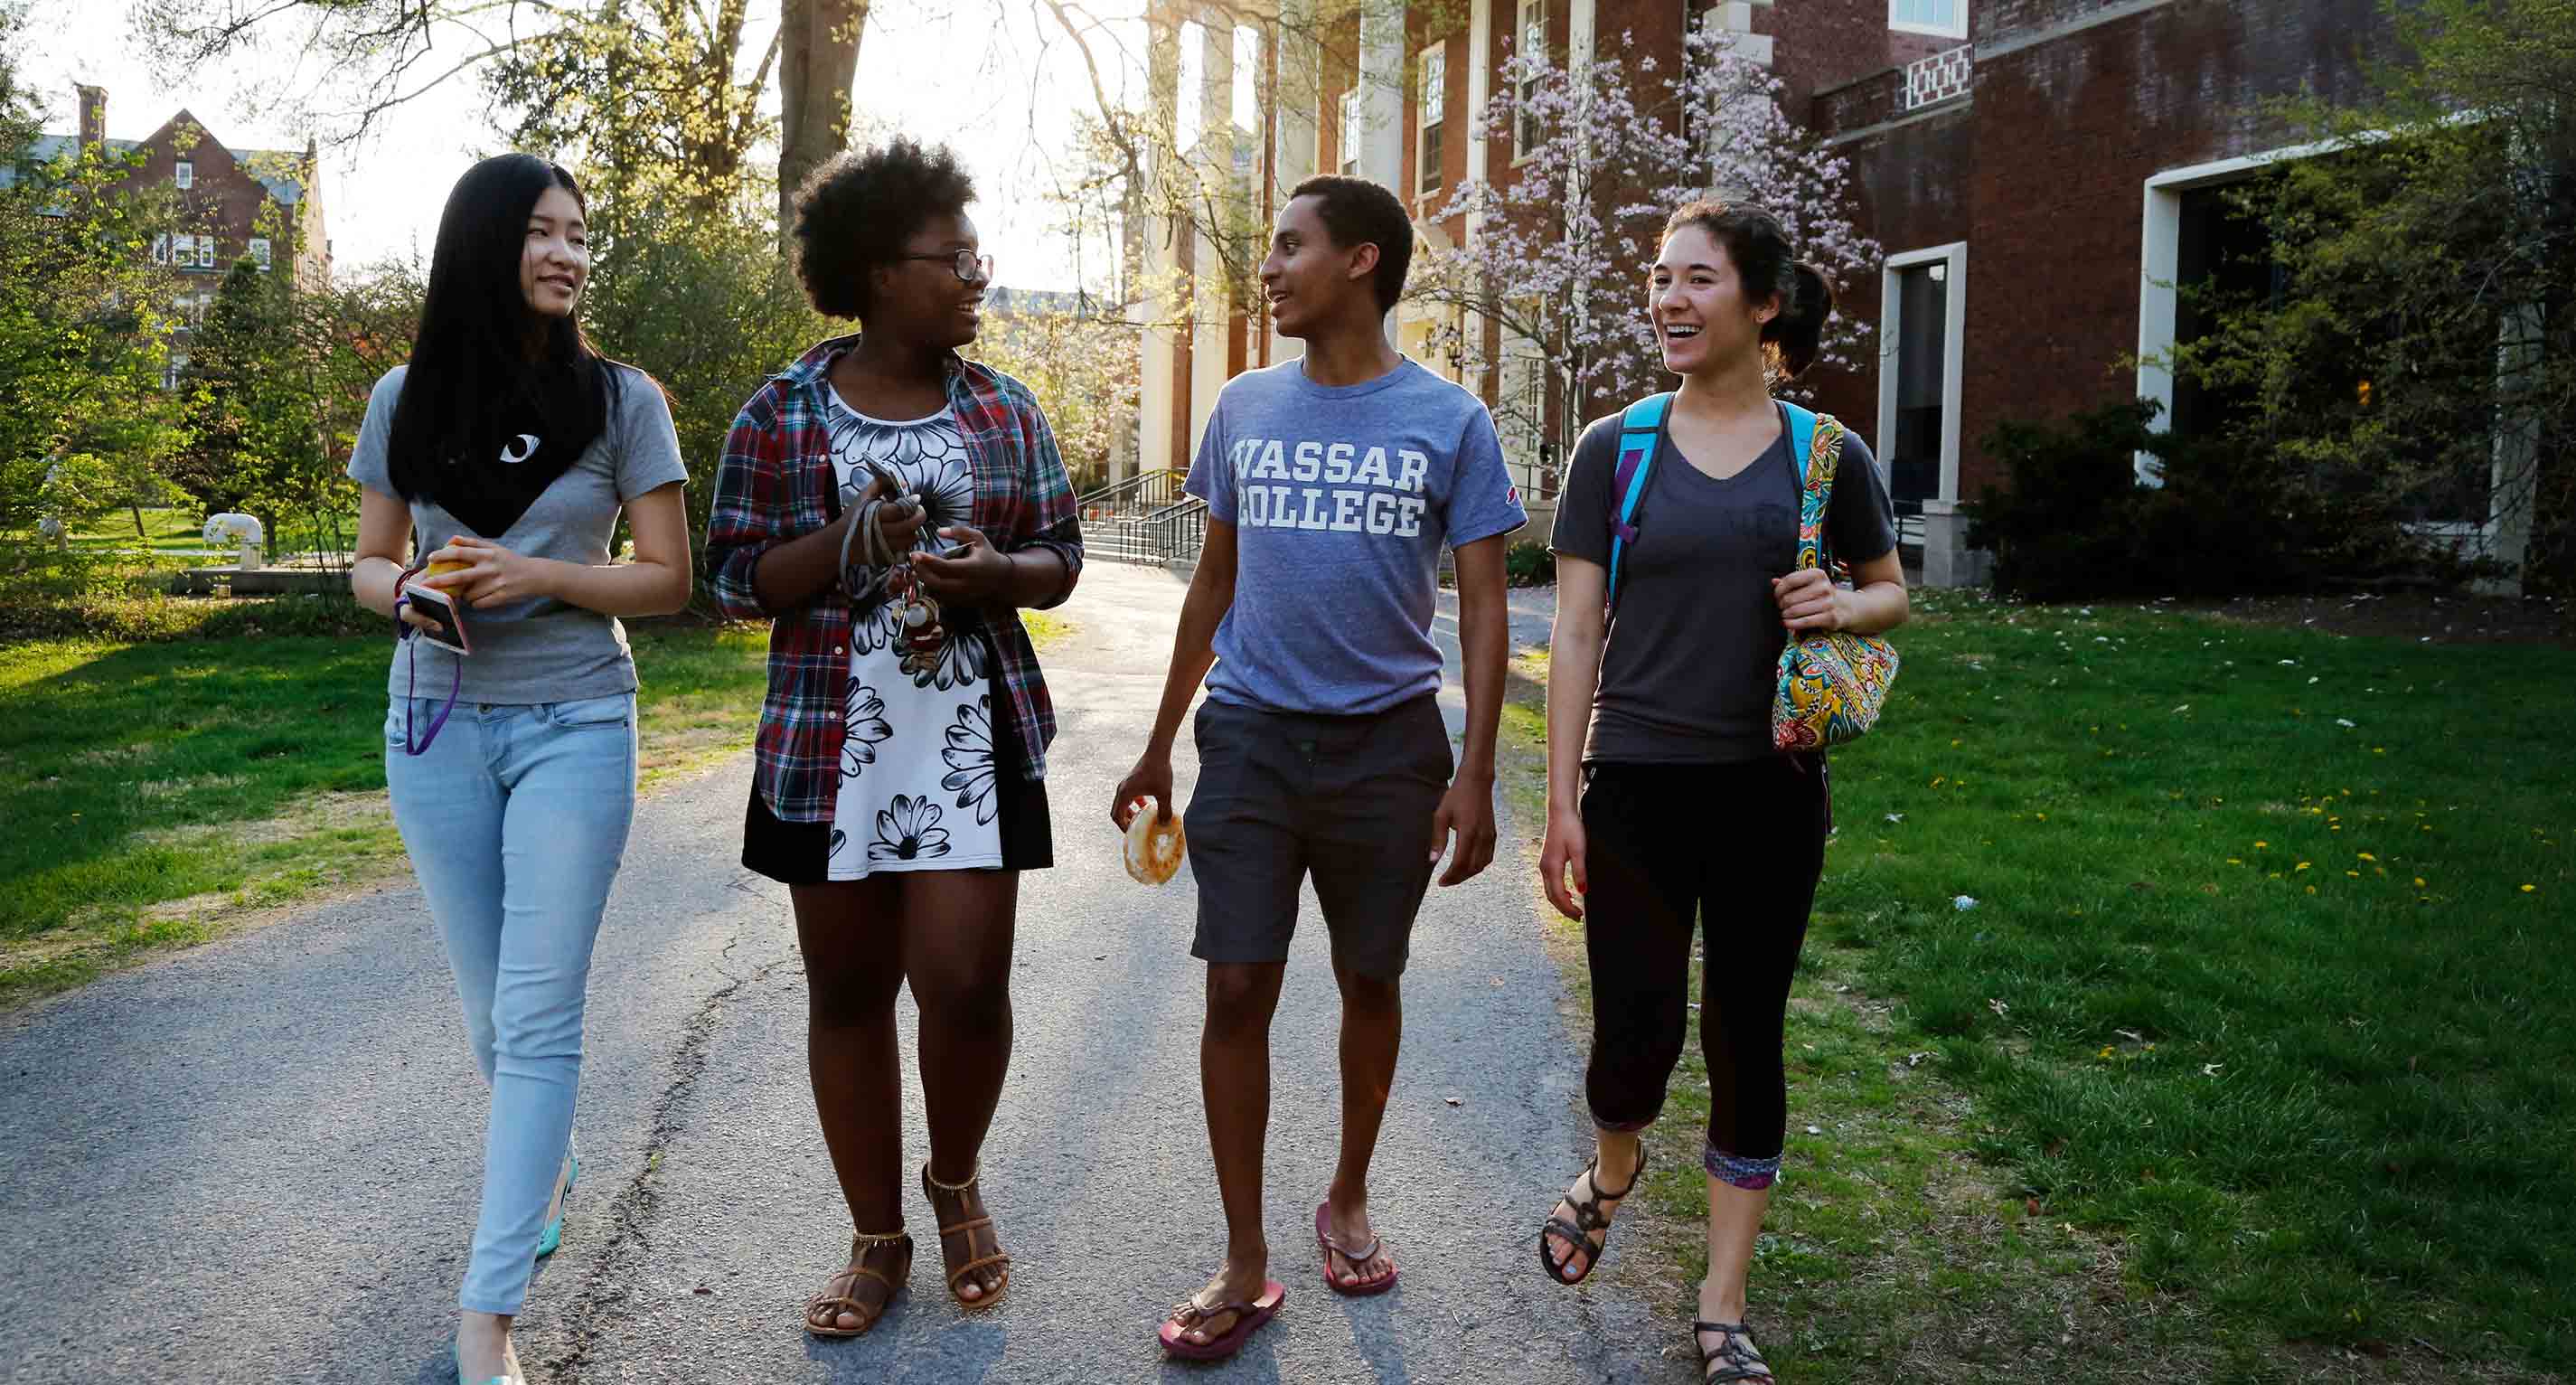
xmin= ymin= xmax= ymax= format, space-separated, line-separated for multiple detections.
xmin=1076 ymin=467 xmax=1188 ymax=519
xmin=1150 ymin=495 xmax=1210 ymax=564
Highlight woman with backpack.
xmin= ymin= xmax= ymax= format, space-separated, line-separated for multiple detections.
xmin=1532 ymin=201 xmax=1906 ymax=1383
xmin=702 ymin=137 xmax=1082 ymax=1341
xmin=347 ymin=153 xmax=693 ymax=1385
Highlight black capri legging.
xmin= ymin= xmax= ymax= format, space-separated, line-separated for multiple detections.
xmin=1580 ymin=754 xmax=1829 ymax=1190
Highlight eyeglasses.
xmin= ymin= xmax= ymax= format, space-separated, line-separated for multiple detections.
xmin=898 ymin=250 xmax=994 ymax=284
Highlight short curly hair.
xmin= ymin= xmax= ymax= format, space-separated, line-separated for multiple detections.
xmin=792 ymin=137 xmax=977 ymax=320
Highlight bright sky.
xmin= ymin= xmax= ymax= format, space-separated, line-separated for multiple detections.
xmin=14 ymin=0 xmax=1199 ymax=295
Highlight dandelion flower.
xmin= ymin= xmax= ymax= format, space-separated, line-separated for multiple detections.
xmin=2413 ymin=877 xmax=2426 ymax=888
xmin=2296 ymin=862 xmax=2311 ymax=872
xmin=2523 ymin=884 xmax=2538 ymax=894
xmin=2358 ymin=853 xmax=2376 ymax=862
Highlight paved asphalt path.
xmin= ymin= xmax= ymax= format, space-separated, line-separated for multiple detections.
xmin=0 ymin=562 xmax=1684 ymax=1384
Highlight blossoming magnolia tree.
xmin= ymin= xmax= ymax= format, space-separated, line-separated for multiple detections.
xmin=1411 ymin=28 xmax=1878 ymax=482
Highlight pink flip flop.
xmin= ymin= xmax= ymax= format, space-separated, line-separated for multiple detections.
xmin=1158 ymin=1278 xmax=1287 ymax=1361
xmin=1315 ymin=1201 xmax=1399 ymax=1296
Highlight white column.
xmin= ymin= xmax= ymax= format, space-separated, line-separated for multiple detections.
xmin=1270 ymin=0 xmax=1322 ymax=367
xmin=1189 ymin=14 xmax=1237 ymax=431
xmin=1461 ymin=0 xmax=1494 ymax=401
xmin=2481 ymin=302 xmax=2542 ymax=597
xmin=1466 ymin=0 xmax=1492 ymax=190
xmin=1357 ymin=5 xmax=1406 ymax=344
xmin=1133 ymin=0 xmax=1189 ymax=477
xmin=1356 ymin=10 xmax=1406 ymax=188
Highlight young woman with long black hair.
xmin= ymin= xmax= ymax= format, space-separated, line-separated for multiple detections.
xmin=703 ymin=137 xmax=1082 ymax=1340
xmin=1535 ymin=202 xmax=1905 ymax=1383
xmin=346 ymin=153 xmax=691 ymax=1385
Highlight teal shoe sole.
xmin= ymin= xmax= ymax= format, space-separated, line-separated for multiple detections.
xmin=533 ymin=1149 xmax=579 ymax=1259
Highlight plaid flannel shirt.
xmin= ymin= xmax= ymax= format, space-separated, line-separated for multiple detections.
xmin=707 ymin=335 xmax=1085 ymax=823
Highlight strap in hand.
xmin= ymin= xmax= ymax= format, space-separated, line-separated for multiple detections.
xmin=391 ymin=591 xmax=460 ymax=758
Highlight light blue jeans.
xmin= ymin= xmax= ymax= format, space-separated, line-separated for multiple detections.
xmin=385 ymin=692 xmax=637 ymax=1315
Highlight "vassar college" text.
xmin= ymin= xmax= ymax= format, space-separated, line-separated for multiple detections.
xmin=1227 ymin=437 xmax=1431 ymax=537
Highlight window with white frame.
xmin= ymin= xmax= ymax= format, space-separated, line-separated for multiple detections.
xmin=1418 ymin=47 xmax=1445 ymax=194
xmin=1515 ymin=0 xmax=1547 ymax=158
xmin=151 ymin=234 xmax=169 ymax=265
xmin=174 ymin=160 xmax=193 ymax=190
xmin=249 ymin=238 xmax=272 ymax=272
xmin=1888 ymin=0 xmax=1966 ymax=40
xmin=1339 ymin=87 xmax=1360 ymax=177
xmin=173 ymin=234 xmax=198 ymax=269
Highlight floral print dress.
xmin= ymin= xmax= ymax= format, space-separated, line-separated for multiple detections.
xmin=824 ymin=389 xmax=1002 ymax=878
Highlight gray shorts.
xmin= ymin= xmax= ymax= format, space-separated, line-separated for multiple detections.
xmin=1183 ymin=694 xmax=1454 ymax=981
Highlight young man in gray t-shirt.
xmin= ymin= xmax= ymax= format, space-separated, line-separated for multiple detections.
xmin=1113 ymin=176 xmax=1526 ymax=1358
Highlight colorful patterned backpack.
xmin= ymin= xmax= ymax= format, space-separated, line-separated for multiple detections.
xmin=1771 ymin=403 xmax=1899 ymax=752
xmin=1600 ymin=393 xmax=1897 ymax=752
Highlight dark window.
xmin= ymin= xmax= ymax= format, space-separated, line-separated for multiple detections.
xmin=1888 ymin=260 xmax=1948 ymax=515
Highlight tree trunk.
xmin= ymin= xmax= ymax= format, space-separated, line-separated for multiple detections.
xmin=131 ymin=503 xmax=146 ymax=539
xmin=777 ymin=0 xmax=868 ymax=251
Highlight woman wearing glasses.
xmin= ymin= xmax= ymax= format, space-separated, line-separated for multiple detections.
xmin=704 ymin=137 xmax=1084 ymax=1339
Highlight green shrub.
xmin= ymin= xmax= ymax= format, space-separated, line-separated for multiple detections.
xmin=1967 ymin=398 xmax=2468 ymax=601
xmin=1966 ymin=401 xmax=2164 ymax=602
xmin=1504 ymin=540 xmax=1556 ymax=588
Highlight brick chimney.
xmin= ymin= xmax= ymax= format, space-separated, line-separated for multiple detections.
xmin=76 ymin=84 xmax=105 ymax=149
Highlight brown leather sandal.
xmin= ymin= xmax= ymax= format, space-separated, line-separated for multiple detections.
xmin=922 ymin=1163 xmax=1011 ymax=1311
xmin=803 ymin=1229 xmax=912 ymax=1338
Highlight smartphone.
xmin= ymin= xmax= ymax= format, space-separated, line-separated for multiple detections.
xmin=401 ymin=579 xmax=473 ymax=655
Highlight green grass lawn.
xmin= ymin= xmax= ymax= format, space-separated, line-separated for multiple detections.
xmin=1499 ymin=591 xmax=2573 ymax=1380
xmin=65 ymin=505 xmax=362 ymax=559
xmin=66 ymin=506 xmax=209 ymax=553
xmin=0 ymin=618 xmax=772 ymax=1006
xmin=0 ymin=607 xmax=1073 ymax=1008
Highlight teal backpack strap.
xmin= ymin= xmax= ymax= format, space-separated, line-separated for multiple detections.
xmin=1605 ymin=392 xmax=1672 ymax=611
xmin=1781 ymin=401 xmax=1819 ymax=486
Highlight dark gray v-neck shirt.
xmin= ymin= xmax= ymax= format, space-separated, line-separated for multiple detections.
xmin=1549 ymin=402 xmax=1897 ymax=765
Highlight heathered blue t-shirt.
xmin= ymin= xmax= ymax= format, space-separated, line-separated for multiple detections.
xmin=1186 ymin=356 xmax=1528 ymax=716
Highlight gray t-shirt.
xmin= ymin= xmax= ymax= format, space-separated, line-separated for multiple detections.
xmin=1185 ymin=357 xmax=1528 ymax=716
xmin=347 ymin=363 xmax=690 ymax=704
xmin=1550 ymin=402 xmax=1896 ymax=765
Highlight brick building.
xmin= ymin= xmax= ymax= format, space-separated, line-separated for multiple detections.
xmin=6 ymin=85 xmax=332 ymax=385
xmin=1126 ymin=0 xmax=2440 ymax=584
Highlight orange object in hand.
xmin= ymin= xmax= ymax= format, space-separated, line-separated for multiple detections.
xmin=424 ymin=560 xmax=471 ymax=579
xmin=1123 ymin=797 xmax=1187 ymax=885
